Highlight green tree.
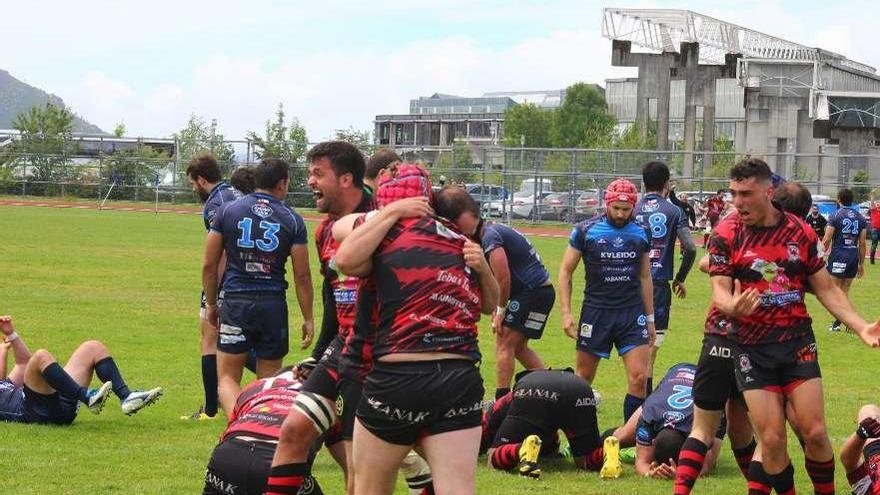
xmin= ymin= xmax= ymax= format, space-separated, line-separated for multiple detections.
xmin=174 ymin=115 xmax=235 ymax=167
xmin=614 ymin=119 xmax=656 ymax=150
xmin=101 ymin=142 xmax=169 ymax=200
xmin=502 ymin=103 xmax=552 ymax=148
xmin=334 ymin=127 xmax=371 ymax=148
xmin=434 ymin=141 xmax=477 ymax=183
xmin=852 ymin=169 xmax=872 ymax=203
xmin=113 ymin=122 xmax=126 ymax=138
xmin=246 ymin=103 xmax=309 ymax=163
xmin=549 ymin=83 xmax=617 ymax=149
xmin=10 ymin=102 xmax=75 ymax=182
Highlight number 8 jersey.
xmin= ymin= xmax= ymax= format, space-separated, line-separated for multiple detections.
xmin=210 ymin=192 xmax=308 ymax=293
xmin=634 ymin=193 xmax=689 ymax=281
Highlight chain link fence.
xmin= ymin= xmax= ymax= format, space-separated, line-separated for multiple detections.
xmin=2 ymin=136 xmax=879 ymax=224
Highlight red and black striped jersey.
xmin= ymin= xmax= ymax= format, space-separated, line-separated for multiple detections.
xmin=223 ymin=371 xmax=303 ymax=441
xmin=706 ymin=211 xmax=825 ymax=345
xmin=372 ymin=216 xmax=482 ymax=360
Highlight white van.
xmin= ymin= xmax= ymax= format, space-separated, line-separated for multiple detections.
xmin=519 ymin=178 xmax=554 ymax=194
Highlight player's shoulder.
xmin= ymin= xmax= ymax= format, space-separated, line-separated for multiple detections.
xmin=575 ymin=214 xmax=605 ymax=233
xmin=782 ymin=212 xmax=817 ymax=244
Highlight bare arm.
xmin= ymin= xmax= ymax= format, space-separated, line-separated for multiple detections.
xmin=202 ymin=231 xmax=225 ymax=328
xmin=858 ymin=227 xmax=867 ymax=278
xmin=840 ymin=432 xmax=866 ymax=473
xmin=487 ymin=248 xmax=511 ymax=334
xmin=698 ymin=254 xmax=710 ymax=274
xmin=822 ymin=225 xmax=835 ymax=254
xmin=711 ymin=275 xmax=760 ymax=318
xmin=464 ymin=240 xmax=500 ymax=315
xmin=558 ymin=246 xmax=582 ymax=340
xmin=639 ymin=253 xmax=656 ymax=345
xmin=0 ymin=342 xmax=8 ymax=380
xmin=0 ymin=316 xmax=31 ymax=386
xmin=331 ymin=212 xmax=366 ymax=243
xmin=674 ymin=225 xmax=697 ymax=297
xmin=634 ymin=443 xmax=657 ymax=477
xmin=290 ymin=244 xmax=314 ymax=349
xmin=810 ymin=269 xmax=880 ymax=347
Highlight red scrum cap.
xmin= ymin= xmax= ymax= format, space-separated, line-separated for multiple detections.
xmin=604 ymin=178 xmax=638 ymax=207
xmin=376 ymin=163 xmax=433 ymax=206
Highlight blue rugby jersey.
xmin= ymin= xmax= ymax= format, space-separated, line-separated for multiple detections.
xmin=481 ymin=223 xmax=550 ymax=296
xmin=202 ymin=181 xmax=242 ymax=231
xmin=636 ymin=363 xmax=697 ymax=445
xmin=828 ymin=206 xmax=866 ymax=260
xmin=569 ymin=215 xmax=650 ymax=308
xmin=0 ymin=379 xmax=25 ymax=423
xmin=634 ymin=193 xmax=688 ymax=281
xmin=210 ymin=192 xmax=307 ymax=293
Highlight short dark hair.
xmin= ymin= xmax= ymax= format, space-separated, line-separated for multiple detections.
xmin=434 ymin=186 xmax=480 ymax=221
xmin=654 ymin=428 xmax=687 ymax=465
xmin=773 ymin=182 xmax=812 ymax=218
xmin=230 ymin=166 xmax=256 ymax=195
xmin=186 ymin=152 xmax=221 ymax=183
xmin=306 ymin=141 xmax=365 ymax=188
xmin=642 ymin=161 xmax=670 ymax=192
xmin=729 ymin=158 xmax=772 ymax=183
xmin=255 ymin=159 xmax=289 ymax=190
xmin=838 ymin=188 xmax=854 ymax=206
xmin=366 ymin=149 xmax=401 ymax=181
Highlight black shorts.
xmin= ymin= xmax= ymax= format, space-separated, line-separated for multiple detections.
xmin=491 ymin=373 xmax=599 ymax=457
xmin=734 ymin=332 xmax=821 ymax=393
xmin=23 ymin=386 xmax=78 ymax=425
xmin=218 ymin=292 xmax=288 ymax=359
xmin=503 ymin=285 xmax=555 ymax=339
xmin=653 ymin=281 xmax=672 ymax=331
xmin=357 ymin=359 xmax=484 ymax=446
xmin=692 ymin=334 xmax=741 ymax=411
xmin=204 ymin=438 xmax=275 ymax=495
xmin=301 ymin=336 xmax=361 ymax=442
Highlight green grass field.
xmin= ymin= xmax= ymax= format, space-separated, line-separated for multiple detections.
xmin=1 ymin=204 xmax=879 ymax=494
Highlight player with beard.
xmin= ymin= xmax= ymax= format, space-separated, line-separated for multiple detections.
xmin=186 ymin=152 xmax=242 ymax=420
xmin=682 ymin=158 xmax=880 ymax=495
xmin=558 ymin=178 xmax=655 ymax=432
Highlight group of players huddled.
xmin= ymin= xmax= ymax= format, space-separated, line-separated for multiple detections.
xmin=5 ymin=139 xmax=880 ymax=495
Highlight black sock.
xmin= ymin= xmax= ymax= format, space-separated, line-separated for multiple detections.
xmin=646 ymin=376 xmax=653 ymax=395
xmin=41 ymin=362 xmax=88 ymax=403
xmin=244 ymin=350 xmax=257 ymax=374
xmin=623 ymin=393 xmax=644 ymax=422
xmin=94 ymin=357 xmax=131 ymax=400
xmin=732 ymin=439 xmax=757 ymax=478
xmin=832 ymin=319 xmax=841 ymax=328
xmin=765 ymin=463 xmax=796 ymax=495
xmin=265 ymin=463 xmax=310 ymax=494
xmin=495 ymin=387 xmax=510 ymax=400
xmin=201 ymin=354 xmax=218 ymax=417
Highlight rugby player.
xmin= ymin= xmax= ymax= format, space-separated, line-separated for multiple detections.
xmin=230 ymin=165 xmax=257 ymax=195
xmin=694 ymin=158 xmax=880 ymax=495
xmin=805 ymin=205 xmax=827 ymax=240
xmin=480 ymin=368 xmax=612 ymax=479
xmin=822 ymin=188 xmax=867 ymax=332
xmin=840 ymin=404 xmax=880 ymax=495
xmin=203 ymin=158 xmax=314 ymax=415
xmin=558 ymin=178 xmax=655 ymax=423
xmin=0 ymin=316 xmax=162 ymax=424
xmin=364 ymin=148 xmax=400 ymax=195
xmin=267 ymin=142 xmax=379 ymax=495
xmin=869 ymin=192 xmax=880 ymax=264
xmin=332 ymin=180 xmax=499 ymax=495
xmin=703 ymin=189 xmax=726 ymax=247
xmin=186 ymin=152 xmax=243 ymax=420
xmin=634 ymin=161 xmax=696 ymax=394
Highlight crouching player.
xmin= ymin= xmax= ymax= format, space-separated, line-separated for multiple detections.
xmin=481 ymin=368 xmax=615 ymax=479
xmin=841 ymin=404 xmax=880 ymax=495
xmin=0 ymin=315 xmax=162 ymax=425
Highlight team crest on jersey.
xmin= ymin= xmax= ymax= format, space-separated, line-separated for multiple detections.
xmin=336 ymin=395 xmax=344 ymax=416
xmin=787 ymin=243 xmax=800 ymax=262
xmin=637 ymin=314 xmax=647 ymax=326
xmin=612 ymin=237 xmax=624 ymax=248
xmin=597 ymin=238 xmax=607 ymax=244
xmin=642 ymin=199 xmax=660 ymax=212
xmin=508 ymin=301 xmax=520 ymax=313
xmin=739 ymin=354 xmax=752 ymax=373
xmin=663 ymin=411 xmax=686 ymax=426
xmin=251 ymin=203 xmax=274 ymax=218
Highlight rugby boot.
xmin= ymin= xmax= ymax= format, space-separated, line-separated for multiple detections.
xmin=517 ymin=434 xmax=542 ymax=479
xmin=600 ymin=436 xmax=623 ymax=479
xmin=121 ymin=387 xmax=164 ymax=415
xmin=87 ymin=381 xmax=113 ymax=415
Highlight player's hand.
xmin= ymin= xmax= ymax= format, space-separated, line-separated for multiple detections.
xmin=492 ymin=312 xmax=504 ymax=336
xmin=648 ymin=460 xmax=677 ymax=479
xmin=562 ymin=312 xmax=577 ymax=340
xmin=206 ymin=306 xmax=220 ymax=329
xmin=673 ymin=280 xmax=687 ymax=298
xmin=646 ymin=321 xmax=657 ymax=347
xmin=463 ymin=240 xmax=490 ymax=275
xmin=730 ymin=280 xmax=760 ymax=317
xmin=0 ymin=315 xmax=14 ymax=336
xmin=857 ymin=417 xmax=880 ymax=439
xmin=0 ymin=341 xmax=10 ymax=352
xmin=854 ymin=319 xmax=880 ymax=348
xmin=383 ymin=196 xmax=433 ymax=220
xmin=300 ymin=320 xmax=315 ymax=350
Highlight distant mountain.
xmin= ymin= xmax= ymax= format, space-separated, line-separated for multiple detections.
xmin=0 ymin=69 xmax=104 ymax=134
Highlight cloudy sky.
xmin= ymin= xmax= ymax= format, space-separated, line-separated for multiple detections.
xmin=2 ymin=0 xmax=876 ymax=141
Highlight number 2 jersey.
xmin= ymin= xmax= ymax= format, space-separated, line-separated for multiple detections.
xmin=636 ymin=363 xmax=697 ymax=445
xmin=371 ymin=215 xmax=482 ymax=360
xmin=210 ymin=192 xmax=308 ymax=293
xmin=634 ymin=193 xmax=688 ymax=281
xmin=706 ymin=210 xmax=824 ymax=345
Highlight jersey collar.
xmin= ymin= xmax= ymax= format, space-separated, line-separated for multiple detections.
xmin=252 ymin=191 xmax=279 ymax=203
xmin=206 ymin=181 xmax=229 ymax=203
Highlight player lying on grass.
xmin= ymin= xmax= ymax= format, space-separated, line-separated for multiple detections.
xmin=0 ymin=315 xmax=162 ymax=425
xmin=840 ymin=404 xmax=880 ymax=495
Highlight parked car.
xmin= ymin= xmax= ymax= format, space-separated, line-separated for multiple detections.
xmin=535 ymin=191 xmax=584 ymax=222
xmin=511 ymin=191 xmax=554 ymax=219
xmin=574 ymin=189 xmax=602 ymax=221
xmin=466 ymin=184 xmax=510 ymax=207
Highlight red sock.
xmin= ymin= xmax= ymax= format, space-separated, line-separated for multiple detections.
xmin=733 ymin=439 xmax=757 ymax=479
xmin=264 ymin=463 xmax=308 ymax=495
xmin=674 ymin=438 xmax=708 ymax=495
xmin=490 ymin=443 xmax=521 ymax=471
xmin=583 ymin=446 xmax=604 ymax=471
xmin=747 ymin=461 xmax=772 ymax=495
xmin=805 ymin=457 xmax=835 ymax=495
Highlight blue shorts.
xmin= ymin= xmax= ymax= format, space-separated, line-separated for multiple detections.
xmin=653 ymin=281 xmax=672 ymax=331
xmin=23 ymin=386 xmax=79 ymax=425
xmin=218 ymin=292 xmax=289 ymax=360
xmin=576 ymin=304 xmax=649 ymax=358
xmin=827 ymin=251 xmax=859 ymax=279
xmin=504 ymin=285 xmax=555 ymax=339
